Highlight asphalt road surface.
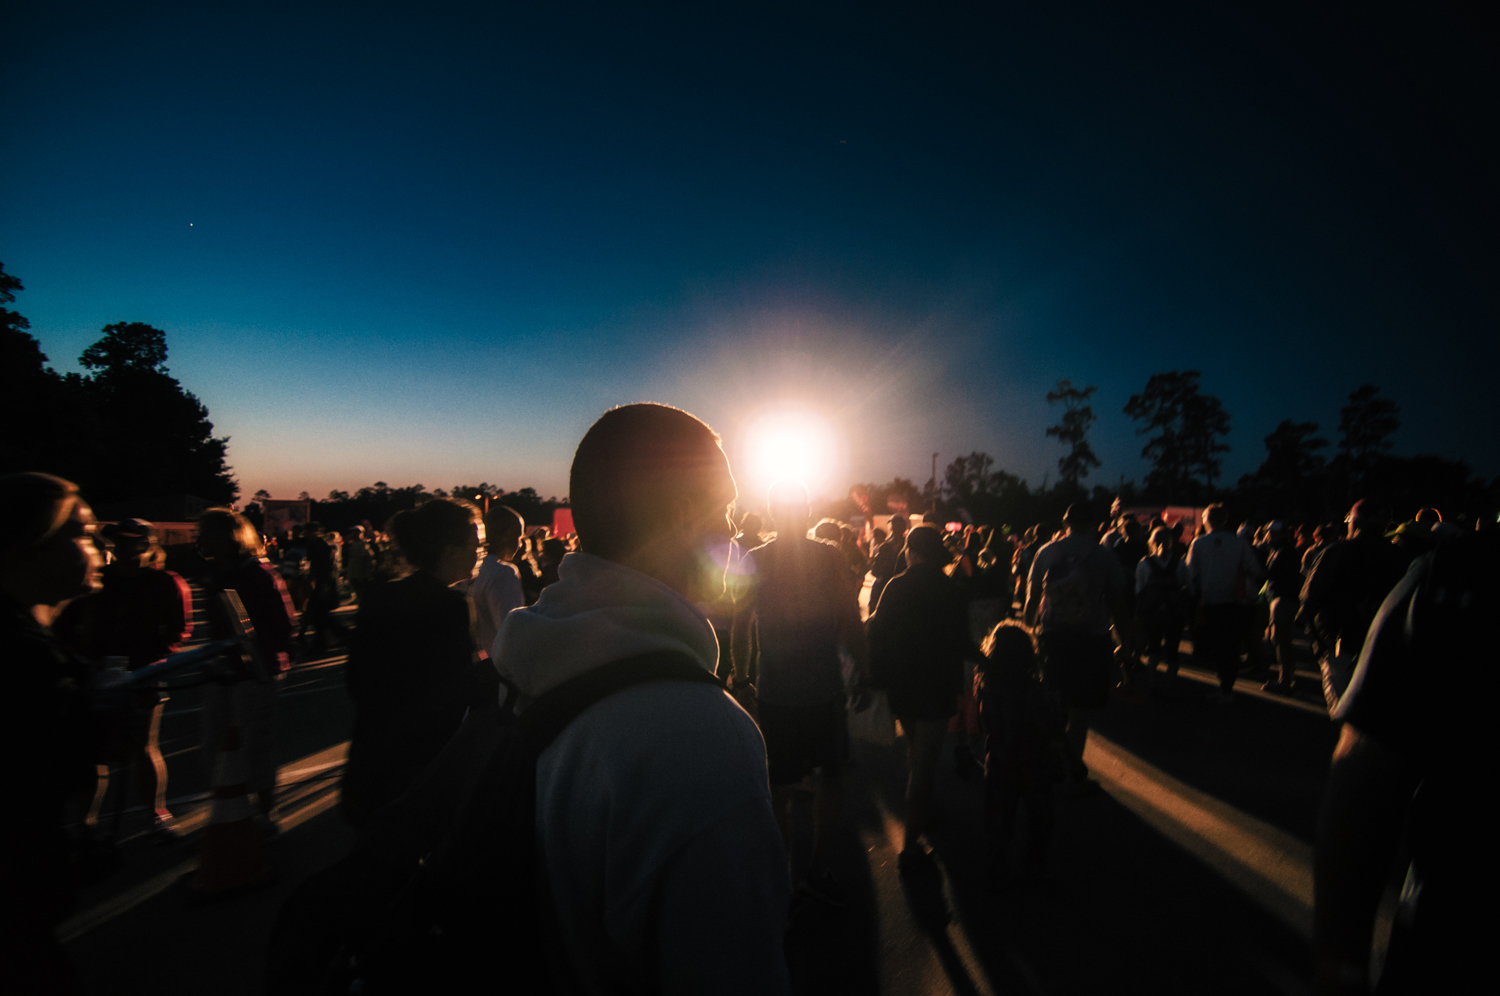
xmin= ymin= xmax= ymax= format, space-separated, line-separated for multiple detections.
xmin=60 ymin=590 xmax=1350 ymax=995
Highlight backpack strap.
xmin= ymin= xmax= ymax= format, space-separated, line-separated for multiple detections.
xmin=518 ymin=648 xmax=724 ymax=755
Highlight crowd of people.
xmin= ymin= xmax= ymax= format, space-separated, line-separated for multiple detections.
xmin=3 ymin=403 xmax=1492 ymax=993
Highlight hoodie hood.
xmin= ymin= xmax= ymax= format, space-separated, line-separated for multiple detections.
xmin=490 ymin=552 xmax=719 ymax=710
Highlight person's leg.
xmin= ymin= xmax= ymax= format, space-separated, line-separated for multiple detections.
xmin=1063 ymin=707 xmax=1102 ymax=781
xmin=902 ymin=718 xmax=947 ymax=853
xmin=1163 ymin=609 xmax=1184 ymax=674
xmin=241 ymin=679 xmax=280 ymax=818
xmin=770 ymin=785 xmax=796 ymax=863
xmin=758 ymin=701 xmax=800 ymax=874
xmin=134 ymin=700 xmax=170 ymax=820
xmin=810 ymin=768 xmax=843 ymax=871
xmin=200 ymin=681 xmax=230 ymax=789
xmin=986 ymin=779 xmax=1021 ymax=886
xmin=1022 ymin=782 xmax=1055 ymax=873
xmin=1206 ymin=605 xmax=1244 ymax=693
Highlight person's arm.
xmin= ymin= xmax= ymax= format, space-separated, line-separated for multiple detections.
xmin=1313 ymin=724 xmax=1418 ymax=995
xmin=1243 ymin=539 xmax=1266 ymax=586
xmin=1022 ymin=549 xmax=1044 ymax=627
xmin=729 ymin=578 xmax=757 ymax=696
xmin=834 ymin=552 xmax=871 ymax=691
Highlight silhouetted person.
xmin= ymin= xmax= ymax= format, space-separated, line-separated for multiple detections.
xmin=467 ymin=505 xmax=525 ymax=660
xmin=976 ymin=621 xmax=1064 ymax=887
xmin=342 ymin=525 xmax=375 ymax=602
xmin=302 ymin=522 xmax=346 ymax=653
xmin=0 ymin=473 xmax=107 ymax=994
xmin=491 ymin=403 xmax=791 ymax=993
xmin=54 ymin=518 xmax=191 ymax=839
xmin=869 ymin=512 xmax=909 ymax=609
xmin=1024 ymin=503 xmax=1129 ymax=789
xmin=197 ymin=508 xmax=298 ymax=831
xmin=1301 ymin=501 xmax=1410 ymax=704
xmin=1186 ymin=503 xmax=1264 ymax=702
xmin=732 ymin=480 xmax=870 ymax=906
xmin=342 ymin=498 xmax=487 ymax=828
xmin=1314 ymin=527 xmax=1494 ymax=994
xmin=867 ymin=523 xmax=979 ymax=873
xmin=1134 ymin=525 xmax=1191 ymax=677
xmin=1261 ymin=521 xmax=1303 ymax=694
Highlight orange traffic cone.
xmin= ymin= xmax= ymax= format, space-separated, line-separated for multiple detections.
xmin=189 ymin=723 xmax=272 ymax=898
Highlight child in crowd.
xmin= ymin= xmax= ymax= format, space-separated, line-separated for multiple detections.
xmin=976 ymin=620 xmax=1066 ymax=888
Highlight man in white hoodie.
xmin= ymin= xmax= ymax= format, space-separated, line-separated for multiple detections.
xmin=1186 ymin=503 xmax=1264 ymax=703
xmin=490 ymin=403 xmax=792 ymax=996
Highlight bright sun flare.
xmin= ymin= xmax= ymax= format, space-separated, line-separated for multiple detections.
xmin=742 ymin=410 xmax=840 ymax=501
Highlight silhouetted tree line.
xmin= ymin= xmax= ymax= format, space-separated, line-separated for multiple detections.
xmin=0 ymin=263 xmax=237 ymax=506
xmin=245 ymin=480 xmax=566 ymax=535
xmin=825 ymin=370 xmax=1497 ymax=531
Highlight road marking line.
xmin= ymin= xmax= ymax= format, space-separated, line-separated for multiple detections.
xmin=1166 ymin=665 xmax=1329 ymax=716
xmin=58 ymin=742 xmax=349 ymax=944
xmin=1085 ymin=733 xmax=1314 ymax=940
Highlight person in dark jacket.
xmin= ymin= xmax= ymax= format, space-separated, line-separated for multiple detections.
xmin=341 ymin=497 xmax=490 ymax=828
xmin=867 ymin=524 xmax=982 ymax=873
xmin=54 ymin=518 xmax=192 ymax=838
xmin=0 ymin=472 xmax=109 ymax=994
xmin=198 ymin=508 xmax=298 ymax=830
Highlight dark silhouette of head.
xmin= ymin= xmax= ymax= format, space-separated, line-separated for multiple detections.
xmin=904 ymin=523 xmax=947 ymax=566
xmin=1062 ymin=503 xmax=1101 ymax=533
xmin=1346 ymin=499 xmax=1391 ymax=538
xmin=389 ymin=498 xmax=482 ymax=574
xmin=197 ymin=508 xmax=263 ymax=561
xmin=569 ymin=403 xmax=736 ymax=601
xmin=1203 ymin=503 xmax=1229 ymax=532
xmin=485 ymin=505 xmax=525 ymax=558
xmin=0 ymin=472 xmax=100 ymax=610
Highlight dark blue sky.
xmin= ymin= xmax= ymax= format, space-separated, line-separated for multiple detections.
xmin=4 ymin=2 xmax=1495 ymax=505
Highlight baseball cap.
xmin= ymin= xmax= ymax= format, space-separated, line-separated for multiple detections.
xmin=102 ymin=518 xmax=156 ymax=543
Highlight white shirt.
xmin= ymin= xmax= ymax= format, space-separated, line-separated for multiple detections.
xmin=1186 ymin=529 xmax=1264 ymax=606
xmin=468 ymin=554 xmax=524 ymax=658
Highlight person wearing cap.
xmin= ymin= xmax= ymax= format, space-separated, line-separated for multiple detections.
xmin=1260 ymin=521 xmax=1303 ymax=695
xmin=1300 ymin=500 xmax=1410 ymax=697
xmin=54 ymin=517 xmax=192 ymax=839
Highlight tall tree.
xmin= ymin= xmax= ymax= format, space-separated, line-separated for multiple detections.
xmin=79 ymin=322 xmax=238 ymax=504
xmin=942 ymin=452 xmax=997 ymax=507
xmin=0 ymin=262 xmax=72 ymax=476
xmin=1253 ymin=420 xmax=1328 ymax=489
xmin=1045 ymin=379 xmax=1101 ymax=491
xmin=1123 ymin=370 xmax=1232 ymax=498
xmin=1338 ymin=384 xmax=1400 ymax=486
